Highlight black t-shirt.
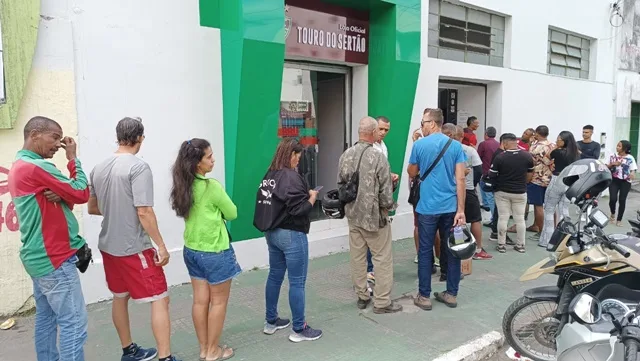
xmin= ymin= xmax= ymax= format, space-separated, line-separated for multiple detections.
xmin=489 ymin=149 xmax=534 ymax=194
xmin=550 ymin=148 xmax=578 ymax=175
xmin=577 ymin=141 xmax=601 ymax=160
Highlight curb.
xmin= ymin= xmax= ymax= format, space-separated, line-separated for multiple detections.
xmin=432 ymin=331 xmax=505 ymax=361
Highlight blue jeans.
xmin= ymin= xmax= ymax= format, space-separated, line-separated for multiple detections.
xmin=417 ymin=213 xmax=461 ymax=297
xmin=480 ymin=182 xmax=494 ymax=217
xmin=264 ymin=228 xmax=308 ymax=332
xmin=366 ymin=249 xmax=373 ymax=273
xmin=32 ymin=256 xmax=88 ymax=361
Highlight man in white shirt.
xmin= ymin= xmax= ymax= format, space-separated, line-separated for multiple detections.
xmin=367 ymin=116 xmax=398 ymax=284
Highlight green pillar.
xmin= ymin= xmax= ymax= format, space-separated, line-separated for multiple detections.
xmin=200 ymin=0 xmax=420 ymax=241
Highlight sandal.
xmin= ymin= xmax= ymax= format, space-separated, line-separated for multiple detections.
xmin=610 ymin=214 xmax=616 ymax=222
xmin=205 ymin=346 xmax=235 ymax=361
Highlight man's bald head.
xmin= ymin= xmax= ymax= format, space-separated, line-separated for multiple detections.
xmin=23 ymin=116 xmax=62 ymax=140
xmin=358 ymin=116 xmax=378 ymax=143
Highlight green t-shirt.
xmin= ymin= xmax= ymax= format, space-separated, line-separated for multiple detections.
xmin=184 ymin=175 xmax=237 ymax=252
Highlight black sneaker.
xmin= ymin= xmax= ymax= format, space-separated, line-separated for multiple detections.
xmin=289 ymin=323 xmax=323 ymax=343
xmin=506 ymin=236 xmax=515 ymax=246
xmin=514 ymin=245 xmax=526 ymax=253
xmin=357 ymin=298 xmax=371 ymax=310
xmin=263 ymin=317 xmax=291 ymax=335
xmin=496 ymin=245 xmax=506 ymax=253
xmin=489 ymin=232 xmax=498 ymax=241
xmin=121 ymin=344 xmax=158 ymax=361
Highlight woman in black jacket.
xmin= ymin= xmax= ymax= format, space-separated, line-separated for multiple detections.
xmin=253 ymin=138 xmax=322 ymax=343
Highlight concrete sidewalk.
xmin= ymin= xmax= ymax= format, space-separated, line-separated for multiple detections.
xmin=3 ymin=191 xmax=639 ymax=361
xmin=0 ymin=236 xmax=551 ymax=361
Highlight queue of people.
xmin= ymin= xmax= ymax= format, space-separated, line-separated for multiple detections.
xmin=7 ymin=113 xmax=638 ymax=361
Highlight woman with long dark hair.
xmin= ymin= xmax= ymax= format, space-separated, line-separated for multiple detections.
xmin=253 ymin=138 xmax=322 ymax=343
xmin=170 ymin=138 xmax=240 ymax=361
xmin=538 ymin=131 xmax=580 ymax=247
xmin=608 ymin=140 xmax=638 ymax=226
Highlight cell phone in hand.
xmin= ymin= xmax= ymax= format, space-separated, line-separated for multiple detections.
xmin=313 ymin=186 xmax=323 ymax=192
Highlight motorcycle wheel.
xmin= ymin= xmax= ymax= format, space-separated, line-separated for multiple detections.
xmin=502 ymin=296 xmax=559 ymax=361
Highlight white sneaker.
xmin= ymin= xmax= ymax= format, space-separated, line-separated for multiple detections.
xmin=414 ymin=255 xmax=418 ymax=264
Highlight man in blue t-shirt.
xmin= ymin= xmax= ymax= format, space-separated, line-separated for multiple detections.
xmin=407 ymin=108 xmax=467 ymax=311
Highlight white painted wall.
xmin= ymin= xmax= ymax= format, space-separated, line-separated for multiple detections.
xmin=397 ymin=0 xmax=617 ymax=216
xmin=73 ymin=0 xmax=224 ymax=303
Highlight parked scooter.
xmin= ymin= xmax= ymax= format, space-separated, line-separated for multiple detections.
xmin=502 ymin=159 xmax=640 ymax=361
xmin=556 ymin=273 xmax=640 ymax=361
xmin=627 ymin=210 xmax=640 ymax=237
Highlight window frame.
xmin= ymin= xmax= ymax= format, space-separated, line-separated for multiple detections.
xmin=547 ymin=28 xmax=590 ymax=80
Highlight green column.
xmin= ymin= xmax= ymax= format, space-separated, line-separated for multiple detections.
xmin=200 ymin=0 xmax=420 ymax=241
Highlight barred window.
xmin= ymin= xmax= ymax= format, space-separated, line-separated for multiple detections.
xmin=428 ymin=0 xmax=505 ymax=67
xmin=547 ymin=28 xmax=590 ymax=79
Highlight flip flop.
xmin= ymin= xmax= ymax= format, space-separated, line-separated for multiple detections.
xmin=205 ymin=346 xmax=234 ymax=361
xmin=200 ymin=345 xmax=229 ymax=361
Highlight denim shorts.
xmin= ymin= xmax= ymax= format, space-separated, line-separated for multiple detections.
xmin=183 ymin=246 xmax=242 ymax=285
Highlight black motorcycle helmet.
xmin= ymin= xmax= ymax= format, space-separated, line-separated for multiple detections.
xmin=321 ymin=189 xmax=345 ymax=219
xmin=448 ymin=225 xmax=477 ymax=260
xmin=559 ymin=159 xmax=612 ymax=205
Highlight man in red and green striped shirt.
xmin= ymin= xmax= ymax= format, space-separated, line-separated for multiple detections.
xmin=8 ymin=116 xmax=90 ymax=361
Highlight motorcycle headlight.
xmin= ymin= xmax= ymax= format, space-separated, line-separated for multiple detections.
xmin=569 ymin=293 xmax=602 ymax=325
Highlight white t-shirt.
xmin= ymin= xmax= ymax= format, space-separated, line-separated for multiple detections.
xmin=462 ymin=144 xmax=482 ymax=190
xmin=373 ymin=140 xmax=388 ymax=159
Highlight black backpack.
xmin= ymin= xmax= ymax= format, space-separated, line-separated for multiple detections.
xmin=338 ymin=145 xmax=371 ymax=204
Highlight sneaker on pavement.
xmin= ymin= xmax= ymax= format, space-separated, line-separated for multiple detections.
xmin=496 ymin=244 xmax=506 ymax=253
xmin=434 ymin=291 xmax=458 ymax=308
xmin=414 ymin=295 xmax=432 ymax=311
xmin=263 ymin=317 xmax=291 ymax=335
xmin=289 ymin=323 xmax=323 ymax=343
xmin=414 ymin=255 xmax=418 ymax=264
xmin=373 ymin=301 xmax=403 ymax=314
xmin=473 ymin=249 xmax=493 ymax=260
xmin=357 ymin=298 xmax=371 ymax=310
xmin=489 ymin=232 xmax=498 ymax=241
xmin=514 ymin=245 xmax=526 ymax=253
xmin=121 ymin=344 xmax=158 ymax=361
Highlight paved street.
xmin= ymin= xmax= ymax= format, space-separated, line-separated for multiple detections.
xmin=1 ymin=193 xmax=638 ymax=361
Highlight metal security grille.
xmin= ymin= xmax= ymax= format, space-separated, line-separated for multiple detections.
xmin=427 ymin=0 xmax=505 ymax=67
xmin=547 ymin=28 xmax=591 ymax=79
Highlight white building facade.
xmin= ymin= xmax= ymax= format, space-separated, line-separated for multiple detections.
xmin=0 ymin=0 xmax=629 ymax=313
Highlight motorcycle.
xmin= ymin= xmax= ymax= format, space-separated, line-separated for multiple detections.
xmin=627 ymin=210 xmax=640 ymax=237
xmin=556 ymin=273 xmax=640 ymax=360
xmin=502 ymin=201 xmax=640 ymax=361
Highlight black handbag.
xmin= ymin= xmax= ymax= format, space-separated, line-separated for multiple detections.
xmin=75 ymin=243 xmax=93 ymax=273
xmin=408 ymin=138 xmax=453 ymax=206
xmin=338 ymin=145 xmax=371 ymax=204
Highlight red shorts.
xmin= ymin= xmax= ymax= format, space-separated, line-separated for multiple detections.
xmin=101 ymin=248 xmax=168 ymax=303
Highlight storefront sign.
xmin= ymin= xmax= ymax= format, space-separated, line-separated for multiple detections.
xmin=284 ymin=2 xmax=369 ymax=64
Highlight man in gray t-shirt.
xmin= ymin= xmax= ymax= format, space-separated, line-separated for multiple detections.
xmin=91 ymin=154 xmax=154 ymax=255
xmin=88 ymin=117 xmax=178 ymax=361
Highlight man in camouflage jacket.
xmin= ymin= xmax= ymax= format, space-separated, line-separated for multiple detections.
xmin=337 ymin=116 xmax=402 ymax=314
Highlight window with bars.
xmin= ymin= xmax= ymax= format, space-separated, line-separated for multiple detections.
xmin=428 ymin=0 xmax=505 ymax=67
xmin=547 ymin=29 xmax=590 ymax=79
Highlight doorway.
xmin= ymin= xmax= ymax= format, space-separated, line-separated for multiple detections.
xmin=438 ymin=80 xmax=488 ymax=141
xmin=279 ymin=63 xmax=351 ymax=221
xmin=630 ymin=102 xmax=640 ymax=159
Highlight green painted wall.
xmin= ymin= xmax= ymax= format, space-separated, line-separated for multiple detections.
xmin=200 ymin=0 xmax=420 ymax=241
xmin=0 ymin=0 xmax=40 ymax=129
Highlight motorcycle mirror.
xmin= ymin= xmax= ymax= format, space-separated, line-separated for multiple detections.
xmin=569 ymin=293 xmax=602 ymax=325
